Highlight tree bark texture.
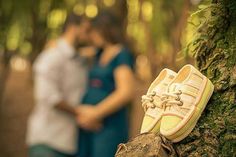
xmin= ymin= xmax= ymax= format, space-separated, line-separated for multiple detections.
xmin=175 ymin=0 xmax=236 ymax=156
xmin=115 ymin=133 xmax=178 ymax=157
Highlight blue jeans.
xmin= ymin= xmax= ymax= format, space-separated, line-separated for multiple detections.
xmin=29 ymin=144 xmax=74 ymax=157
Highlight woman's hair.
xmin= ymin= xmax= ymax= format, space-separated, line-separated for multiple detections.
xmin=91 ymin=11 xmax=124 ymax=44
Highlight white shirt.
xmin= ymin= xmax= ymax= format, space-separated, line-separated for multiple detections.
xmin=26 ymin=39 xmax=87 ymax=154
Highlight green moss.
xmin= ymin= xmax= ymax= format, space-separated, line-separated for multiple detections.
xmin=175 ymin=0 xmax=236 ymax=156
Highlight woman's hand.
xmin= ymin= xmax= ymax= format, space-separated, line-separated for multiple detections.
xmin=76 ymin=105 xmax=103 ymax=131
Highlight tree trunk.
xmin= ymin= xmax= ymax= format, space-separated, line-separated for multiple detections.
xmin=116 ymin=0 xmax=236 ymax=156
xmin=170 ymin=0 xmax=191 ymax=70
xmin=175 ymin=0 xmax=236 ymax=156
xmin=139 ymin=0 xmax=159 ymax=79
xmin=115 ymin=133 xmax=178 ymax=157
xmin=0 ymin=50 xmax=11 ymax=110
xmin=0 ymin=65 xmax=9 ymax=106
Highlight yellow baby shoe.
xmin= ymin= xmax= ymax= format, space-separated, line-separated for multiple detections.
xmin=140 ymin=69 xmax=177 ymax=133
xmin=160 ymin=64 xmax=214 ymax=142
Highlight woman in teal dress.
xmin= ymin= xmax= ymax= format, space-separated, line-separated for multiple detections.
xmin=77 ymin=13 xmax=135 ymax=157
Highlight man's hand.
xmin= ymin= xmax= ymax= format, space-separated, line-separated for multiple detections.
xmin=75 ymin=105 xmax=103 ymax=132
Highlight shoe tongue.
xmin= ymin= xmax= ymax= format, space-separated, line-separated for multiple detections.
xmin=168 ymin=83 xmax=182 ymax=92
xmin=151 ymin=83 xmax=168 ymax=95
xmin=146 ymin=85 xmax=165 ymax=117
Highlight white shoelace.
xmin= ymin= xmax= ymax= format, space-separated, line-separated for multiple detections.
xmin=142 ymin=91 xmax=164 ymax=112
xmin=142 ymin=90 xmax=183 ymax=112
xmin=162 ymin=90 xmax=183 ymax=108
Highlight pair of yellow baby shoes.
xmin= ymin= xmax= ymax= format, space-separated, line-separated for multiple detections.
xmin=140 ymin=64 xmax=214 ymax=142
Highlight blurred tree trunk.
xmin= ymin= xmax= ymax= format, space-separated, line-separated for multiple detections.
xmin=116 ymin=0 xmax=236 ymax=156
xmin=174 ymin=0 xmax=236 ymax=156
xmin=170 ymin=0 xmax=191 ymax=70
xmin=28 ymin=0 xmax=48 ymax=63
xmin=97 ymin=0 xmax=128 ymax=38
xmin=140 ymin=0 xmax=192 ymax=78
xmin=0 ymin=51 xmax=11 ymax=109
xmin=112 ymin=0 xmax=128 ymax=48
xmin=140 ymin=0 xmax=158 ymax=79
xmin=0 ymin=1 xmax=12 ymax=108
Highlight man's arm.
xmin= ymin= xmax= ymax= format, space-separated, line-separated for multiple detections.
xmin=36 ymin=72 xmax=78 ymax=117
xmin=34 ymin=51 xmax=78 ymax=117
xmin=55 ymin=101 xmax=77 ymax=116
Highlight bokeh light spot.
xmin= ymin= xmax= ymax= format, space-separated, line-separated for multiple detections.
xmin=10 ymin=56 xmax=29 ymax=72
xmin=103 ymin=0 xmax=115 ymax=7
xmin=141 ymin=1 xmax=153 ymax=21
xmin=6 ymin=23 xmax=20 ymax=51
xmin=47 ymin=9 xmax=67 ymax=29
xmin=73 ymin=4 xmax=84 ymax=15
xmin=85 ymin=4 xmax=98 ymax=18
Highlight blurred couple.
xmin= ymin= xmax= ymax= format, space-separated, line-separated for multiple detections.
xmin=26 ymin=12 xmax=135 ymax=157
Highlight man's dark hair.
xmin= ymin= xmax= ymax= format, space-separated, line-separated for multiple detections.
xmin=62 ymin=13 xmax=82 ymax=32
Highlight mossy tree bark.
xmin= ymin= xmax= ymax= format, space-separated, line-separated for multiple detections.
xmin=116 ymin=0 xmax=236 ymax=156
xmin=175 ymin=0 xmax=236 ymax=156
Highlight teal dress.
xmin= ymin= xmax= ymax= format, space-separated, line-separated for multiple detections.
xmin=78 ymin=47 xmax=134 ymax=157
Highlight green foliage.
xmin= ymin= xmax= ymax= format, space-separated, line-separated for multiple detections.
xmin=0 ymin=0 xmax=75 ymax=59
xmin=180 ymin=0 xmax=212 ymax=58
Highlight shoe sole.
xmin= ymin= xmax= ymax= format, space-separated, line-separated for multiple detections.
xmin=150 ymin=120 xmax=161 ymax=133
xmin=162 ymin=78 xmax=214 ymax=142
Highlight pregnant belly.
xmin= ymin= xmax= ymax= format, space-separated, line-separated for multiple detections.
xmin=82 ymin=88 xmax=109 ymax=105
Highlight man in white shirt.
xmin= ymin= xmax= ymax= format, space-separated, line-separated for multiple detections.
xmin=26 ymin=14 xmax=99 ymax=157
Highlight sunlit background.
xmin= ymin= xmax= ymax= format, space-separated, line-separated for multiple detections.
xmin=1 ymin=0 xmax=211 ymax=77
xmin=0 ymin=0 xmax=211 ymax=156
